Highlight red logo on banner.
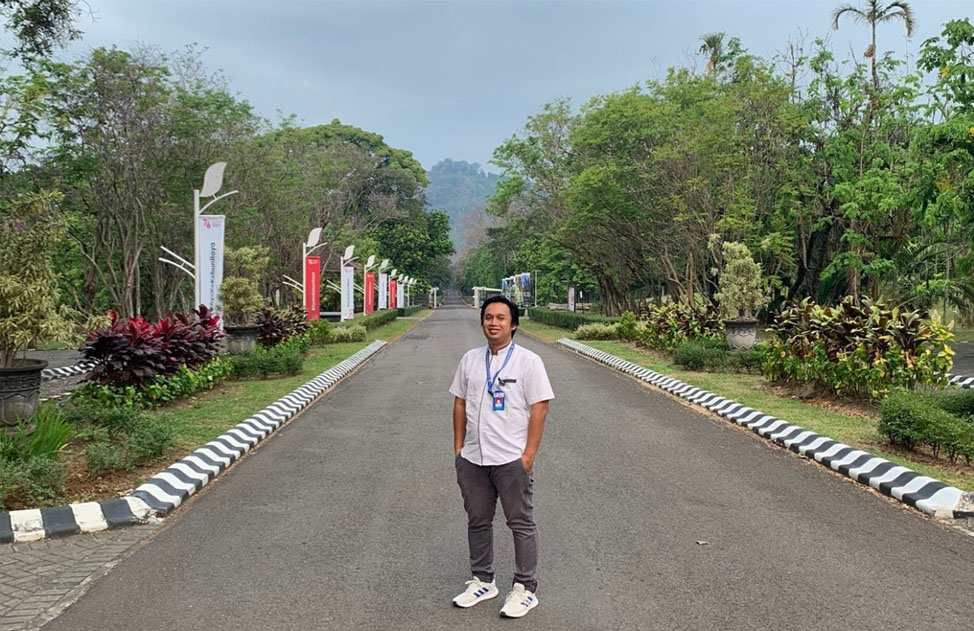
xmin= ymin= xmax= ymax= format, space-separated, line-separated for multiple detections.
xmin=365 ymin=272 xmax=375 ymax=315
xmin=304 ymin=256 xmax=321 ymax=320
xmin=389 ymin=279 xmax=397 ymax=310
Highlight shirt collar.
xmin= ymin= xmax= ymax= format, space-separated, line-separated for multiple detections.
xmin=488 ymin=341 xmax=513 ymax=356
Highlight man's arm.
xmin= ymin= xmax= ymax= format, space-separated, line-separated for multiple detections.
xmin=453 ymin=396 xmax=466 ymax=456
xmin=520 ymin=400 xmax=549 ymax=473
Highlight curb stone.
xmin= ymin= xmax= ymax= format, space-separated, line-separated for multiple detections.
xmin=41 ymin=361 xmax=95 ymax=382
xmin=0 ymin=340 xmax=387 ymax=544
xmin=945 ymin=372 xmax=974 ymax=389
xmin=557 ymin=338 xmax=974 ymax=520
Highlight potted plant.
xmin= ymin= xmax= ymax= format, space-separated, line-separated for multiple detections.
xmin=218 ymin=246 xmax=269 ymax=354
xmin=712 ymin=240 xmax=768 ymax=349
xmin=0 ymin=192 xmax=80 ymax=431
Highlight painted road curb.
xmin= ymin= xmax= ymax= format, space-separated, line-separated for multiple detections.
xmin=946 ymin=372 xmax=974 ymax=389
xmin=557 ymin=338 xmax=974 ymax=520
xmin=41 ymin=361 xmax=95 ymax=382
xmin=1 ymin=340 xmax=387 ymax=544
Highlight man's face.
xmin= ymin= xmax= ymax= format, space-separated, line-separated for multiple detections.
xmin=482 ymin=302 xmax=515 ymax=346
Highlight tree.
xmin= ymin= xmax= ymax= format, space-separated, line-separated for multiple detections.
xmin=831 ymin=0 xmax=915 ymax=91
xmin=699 ymin=32 xmax=725 ymax=74
xmin=0 ymin=0 xmax=80 ymax=60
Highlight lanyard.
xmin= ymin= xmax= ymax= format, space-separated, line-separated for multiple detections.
xmin=485 ymin=343 xmax=515 ymax=395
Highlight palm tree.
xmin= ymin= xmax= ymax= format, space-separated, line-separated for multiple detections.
xmin=698 ymin=32 xmax=726 ymax=74
xmin=831 ymin=1 xmax=915 ymax=90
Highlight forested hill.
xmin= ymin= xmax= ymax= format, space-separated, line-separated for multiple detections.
xmin=425 ymin=159 xmax=500 ymax=245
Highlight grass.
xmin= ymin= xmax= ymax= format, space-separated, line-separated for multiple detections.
xmin=518 ymin=318 xmax=974 ymax=492
xmin=953 ymin=327 xmax=974 ymax=343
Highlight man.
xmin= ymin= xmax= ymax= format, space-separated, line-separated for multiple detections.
xmin=449 ymin=295 xmax=554 ymax=618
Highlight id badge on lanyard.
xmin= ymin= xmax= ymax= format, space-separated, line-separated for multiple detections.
xmin=486 ymin=343 xmax=515 ymax=413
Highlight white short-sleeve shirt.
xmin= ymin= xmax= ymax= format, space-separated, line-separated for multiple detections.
xmin=450 ymin=340 xmax=554 ymax=466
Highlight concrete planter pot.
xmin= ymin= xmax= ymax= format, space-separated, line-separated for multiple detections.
xmin=0 ymin=359 xmax=48 ymax=434
xmin=224 ymin=325 xmax=260 ymax=355
xmin=723 ymin=319 xmax=758 ymax=350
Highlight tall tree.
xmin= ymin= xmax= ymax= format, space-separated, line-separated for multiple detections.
xmin=831 ymin=0 xmax=915 ymax=91
xmin=698 ymin=32 xmax=725 ymax=74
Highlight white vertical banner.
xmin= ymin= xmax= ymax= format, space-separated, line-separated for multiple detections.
xmin=378 ymin=272 xmax=388 ymax=310
xmin=568 ymin=286 xmax=576 ymax=312
xmin=396 ymin=282 xmax=405 ymax=308
xmin=341 ymin=265 xmax=355 ymax=320
xmin=196 ymin=214 xmax=226 ymax=314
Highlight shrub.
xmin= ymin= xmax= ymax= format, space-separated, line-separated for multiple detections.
xmin=674 ymin=340 xmax=728 ymax=371
xmin=309 ymin=320 xmax=332 ymax=345
xmin=330 ymin=325 xmax=367 ymax=343
xmin=354 ymin=309 xmax=399 ymax=331
xmin=122 ymin=416 xmax=174 ymax=467
xmin=0 ymin=456 xmax=66 ymax=509
xmin=575 ymin=323 xmax=619 ymax=340
xmin=526 ymin=307 xmax=618 ymax=330
xmin=72 ymin=358 xmax=232 ymax=408
xmin=229 ymin=339 xmax=305 ymax=378
xmin=257 ymin=307 xmax=309 ymax=347
xmin=0 ymin=405 xmax=72 ymax=462
xmin=763 ymin=297 xmax=954 ymax=399
xmin=712 ymin=239 xmax=768 ymax=320
xmin=617 ymin=311 xmax=638 ymax=341
xmin=84 ymin=441 xmax=122 ymax=475
xmin=726 ymin=345 xmax=768 ymax=374
xmin=634 ymin=299 xmax=723 ymax=351
xmin=220 ymin=246 xmax=270 ymax=326
xmin=880 ymin=391 xmax=974 ymax=461
xmin=397 ymin=305 xmax=424 ymax=317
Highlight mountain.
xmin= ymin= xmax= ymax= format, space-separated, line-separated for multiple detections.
xmin=425 ymin=159 xmax=500 ymax=247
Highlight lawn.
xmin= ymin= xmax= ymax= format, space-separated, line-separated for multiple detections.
xmin=519 ymin=317 xmax=974 ymax=492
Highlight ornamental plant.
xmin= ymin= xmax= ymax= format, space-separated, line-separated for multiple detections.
xmin=257 ymin=307 xmax=310 ymax=348
xmin=219 ymin=246 xmax=269 ymax=326
xmin=713 ymin=240 xmax=768 ymax=321
xmin=0 ymin=192 xmax=80 ymax=368
xmin=633 ymin=297 xmax=723 ymax=352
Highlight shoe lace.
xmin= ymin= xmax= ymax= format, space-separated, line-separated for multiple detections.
xmin=505 ymin=585 xmax=526 ymax=605
xmin=465 ymin=578 xmax=489 ymax=594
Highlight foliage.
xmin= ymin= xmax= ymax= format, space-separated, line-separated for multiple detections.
xmin=0 ymin=456 xmax=65 ymax=509
xmin=633 ymin=299 xmax=724 ymax=352
xmin=83 ymin=307 xmax=225 ymax=390
xmin=397 ymin=305 xmax=424 ymax=317
xmin=762 ymin=297 xmax=954 ymax=399
xmin=0 ymin=0 xmax=80 ymax=60
xmin=65 ymin=402 xmax=174 ymax=473
xmin=220 ymin=246 xmax=269 ymax=326
xmin=0 ymin=191 xmax=80 ymax=367
xmin=73 ymin=357 xmax=232 ymax=408
xmin=574 ymin=323 xmax=620 ymax=340
xmin=712 ymin=240 xmax=768 ymax=320
xmin=425 ymin=159 xmax=501 ymax=247
xmin=229 ymin=335 xmax=307 ymax=378
xmin=526 ymin=307 xmax=618 ymax=331
xmin=617 ymin=311 xmax=638 ymax=341
xmin=328 ymin=325 xmax=367 ymax=343
xmin=308 ymin=319 xmax=333 ymax=345
xmin=0 ymin=404 xmax=71 ymax=462
xmin=352 ymin=309 xmax=398 ymax=331
xmin=674 ymin=339 xmax=728 ymax=371
xmin=257 ymin=307 xmax=309 ymax=348
xmin=879 ymin=390 xmax=974 ymax=462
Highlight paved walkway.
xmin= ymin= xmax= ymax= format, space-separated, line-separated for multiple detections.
xmin=5 ymin=304 xmax=974 ymax=629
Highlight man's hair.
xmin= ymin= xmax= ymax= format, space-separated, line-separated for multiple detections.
xmin=480 ymin=295 xmax=519 ymax=337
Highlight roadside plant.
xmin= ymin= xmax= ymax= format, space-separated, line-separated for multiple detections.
xmin=219 ymin=247 xmax=269 ymax=327
xmin=712 ymin=240 xmax=768 ymax=321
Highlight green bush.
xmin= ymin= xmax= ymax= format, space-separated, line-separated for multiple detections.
xmin=329 ymin=325 xmax=367 ymax=343
xmin=0 ymin=405 xmax=72 ymax=463
xmin=763 ymin=297 xmax=955 ymax=400
xmin=229 ymin=338 xmax=305 ymax=378
xmin=397 ymin=305 xmax=424 ymax=317
xmin=353 ymin=309 xmax=399 ymax=330
xmin=84 ymin=441 xmax=122 ymax=475
xmin=71 ymin=358 xmax=233 ymax=408
xmin=526 ymin=307 xmax=618 ymax=330
xmin=674 ymin=340 xmax=728 ymax=371
xmin=309 ymin=319 xmax=332 ymax=345
xmin=575 ymin=323 xmax=620 ymax=340
xmin=880 ymin=390 xmax=974 ymax=461
xmin=122 ymin=416 xmax=174 ymax=467
xmin=726 ymin=345 xmax=768 ymax=374
xmin=0 ymin=456 xmax=66 ymax=509
xmin=617 ymin=311 xmax=638 ymax=341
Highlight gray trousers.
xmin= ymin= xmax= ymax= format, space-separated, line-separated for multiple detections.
xmin=455 ymin=455 xmax=538 ymax=593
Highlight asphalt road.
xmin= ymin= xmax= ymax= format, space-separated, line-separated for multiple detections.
xmin=42 ymin=304 xmax=974 ymax=630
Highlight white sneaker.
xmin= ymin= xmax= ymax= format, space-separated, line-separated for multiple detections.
xmin=452 ymin=577 xmax=499 ymax=608
xmin=499 ymin=582 xmax=538 ymax=618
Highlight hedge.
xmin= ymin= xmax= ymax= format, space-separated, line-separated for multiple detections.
xmin=879 ymin=390 xmax=974 ymax=462
xmin=526 ymin=307 xmax=618 ymax=330
xmin=398 ymin=305 xmax=424 ymax=317
xmin=352 ymin=309 xmax=399 ymax=331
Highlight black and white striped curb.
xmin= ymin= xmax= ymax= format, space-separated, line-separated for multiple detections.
xmin=557 ymin=338 xmax=974 ymax=519
xmin=1 ymin=340 xmax=386 ymax=544
xmin=945 ymin=372 xmax=974 ymax=389
xmin=41 ymin=361 xmax=95 ymax=382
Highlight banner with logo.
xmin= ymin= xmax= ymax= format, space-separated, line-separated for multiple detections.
xmin=568 ymin=286 xmax=576 ymax=312
xmin=364 ymin=272 xmax=375 ymax=314
xmin=304 ymin=256 xmax=321 ymax=320
xmin=341 ymin=265 xmax=355 ymax=320
xmin=397 ymin=280 xmax=405 ymax=308
xmin=196 ymin=214 xmax=225 ymax=314
xmin=378 ymin=273 xmax=388 ymax=310
xmin=389 ymin=279 xmax=397 ymax=311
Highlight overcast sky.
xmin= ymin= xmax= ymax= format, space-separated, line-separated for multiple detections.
xmin=59 ymin=0 xmax=971 ymax=172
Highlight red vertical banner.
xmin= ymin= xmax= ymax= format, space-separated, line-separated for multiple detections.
xmin=304 ymin=256 xmax=321 ymax=320
xmin=389 ymin=279 xmax=397 ymax=310
xmin=364 ymin=272 xmax=376 ymax=315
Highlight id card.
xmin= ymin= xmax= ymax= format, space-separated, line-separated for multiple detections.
xmin=492 ymin=390 xmax=506 ymax=411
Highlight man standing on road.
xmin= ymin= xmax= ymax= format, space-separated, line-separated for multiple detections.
xmin=449 ymin=295 xmax=554 ymax=618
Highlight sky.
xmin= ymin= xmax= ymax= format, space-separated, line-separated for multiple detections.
xmin=52 ymin=0 xmax=974 ymax=172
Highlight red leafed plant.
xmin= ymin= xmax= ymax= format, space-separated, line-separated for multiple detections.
xmin=83 ymin=306 xmax=226 ymax=389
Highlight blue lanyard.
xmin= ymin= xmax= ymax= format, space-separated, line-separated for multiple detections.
xmin=485 ymin=343 xmax=515 ymax=395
